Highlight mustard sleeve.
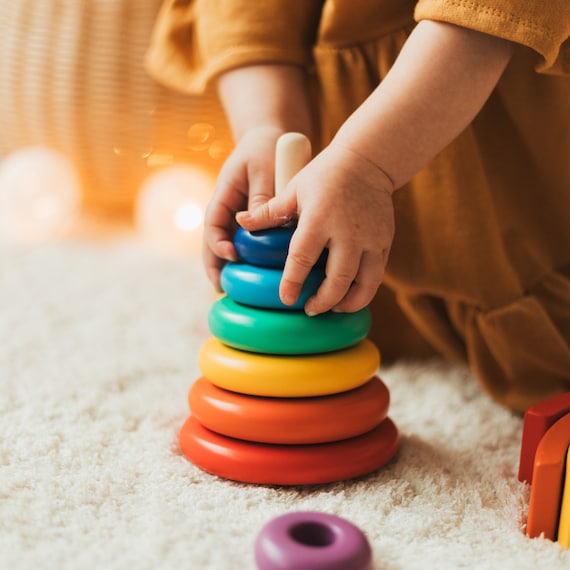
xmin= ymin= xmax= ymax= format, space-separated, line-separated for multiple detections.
xmin=414 ymin=0 xmax=570 ymax=75
xmin=145 ymin=0 xmax=323 ymax=93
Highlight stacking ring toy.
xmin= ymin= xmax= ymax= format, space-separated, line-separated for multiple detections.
xmin=179 ymin=415 xmax=399 ymax=485
xmin=188 ymin=376 xmax=390 ymax=444
xmin=198 ymin=337 xmax=381 ymax=397
xmin=255 ymin=512 xmax=372 ymax=570
xmin=234 ymin=227 xmax=327 ymax=268
xmin=234 ymin=227 xmax=293 ymax=268
xmin=220 ymin=262 xmax=324 ymax=310
xmin=208 ymin=297 xmax=371 ymax=354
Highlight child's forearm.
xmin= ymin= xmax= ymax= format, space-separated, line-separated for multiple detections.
xmin=334 ymin=20 xmax=514 ymax=191
xmin=217 ymin=64 xmax=314 ymax=142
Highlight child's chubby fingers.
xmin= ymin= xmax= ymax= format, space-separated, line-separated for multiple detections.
xmin=246 ymin=161 xmax=276 ymax=213
xmin=202 ymin=254 xmax=223 ymax=292
xmin=279 ymin=231 xmax=329 ymax=308
xmin=202 ymin=205 xmax=239 ymax=289
xmin=203 ymin=202 xmax=239 ymax=260
xmin=202 ymin=231 xmax=236 ymax=291
xmin=331 ymin=250 xmax=386 ymax=313
xmin=302 ymin=243 xmax=361 ymax=316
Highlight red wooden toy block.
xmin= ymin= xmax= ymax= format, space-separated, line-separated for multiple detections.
xmin=518 ymin=392 xmax=570 ymax=484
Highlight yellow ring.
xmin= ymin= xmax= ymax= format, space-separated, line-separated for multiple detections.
xmin=198 ymin=337 xmax=381 ymax=397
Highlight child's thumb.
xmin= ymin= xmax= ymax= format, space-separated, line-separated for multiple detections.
xmin=237 ymin=132 xmax=310 ymax=230
xmin=236 ymin=191 xmax=296 ymax=230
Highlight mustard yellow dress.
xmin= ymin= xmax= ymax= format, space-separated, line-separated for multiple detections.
xmin=146 ymin=0 xmax=570 ymax=412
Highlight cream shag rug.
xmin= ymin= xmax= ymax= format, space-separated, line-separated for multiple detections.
xmin=1 ymin=232 xmax=568 ymax=570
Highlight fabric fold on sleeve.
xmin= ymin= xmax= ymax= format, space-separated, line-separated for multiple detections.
xmin=146 ymin=0 xmax=323 ymax=94
xmin=414 ymin=0 xmax=570 ymax=75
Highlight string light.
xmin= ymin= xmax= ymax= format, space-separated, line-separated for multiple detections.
xmin=136 ymin=164 xmax=215 ymax=255
xmin=0 ymin=147 xmax=81 ymax=243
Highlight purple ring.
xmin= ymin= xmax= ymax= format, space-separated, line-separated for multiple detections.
xmin=255 ymin=512 xmax=372 ymax=570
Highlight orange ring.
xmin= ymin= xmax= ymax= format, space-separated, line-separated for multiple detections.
xmin=188 ymin=376 xmax=390 ymax=444
xmin=179 ymin=415 xmax=399 ymax=485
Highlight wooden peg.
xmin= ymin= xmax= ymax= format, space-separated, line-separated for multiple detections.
xmin=274 ymin=132 xmax=311 ymax=196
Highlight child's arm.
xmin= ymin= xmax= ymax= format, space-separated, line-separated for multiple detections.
xmin=202 ymin=64 xmax=313 ymax=289
xmin=238 ymin=20 xmax=514 ymax=315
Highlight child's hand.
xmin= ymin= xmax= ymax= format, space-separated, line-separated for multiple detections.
xmin=202 ymin=126 xmax=285 ymax=290
xmin=237 ymin=141 xmax=395 ymax=315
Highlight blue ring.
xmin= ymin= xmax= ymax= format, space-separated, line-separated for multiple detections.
xmin=234 ymin=227 xmax=292 ymax=267
xmin=234 ymin=227 xmax=327 ymax=269
xmin=221 ymin=262 xmax=324 ymax=310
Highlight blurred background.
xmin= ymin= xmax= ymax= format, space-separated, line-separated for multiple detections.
xmin=0 ymin=0 xmax=233 ymax=253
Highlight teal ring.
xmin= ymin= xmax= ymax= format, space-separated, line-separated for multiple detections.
xmin=208 ymin=296 xmax=371 ymax=355
xmin=221 ymin=262 xmax=325 ymax=310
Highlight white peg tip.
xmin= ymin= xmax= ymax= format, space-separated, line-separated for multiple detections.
xmin=275 ymin=133 xmax=311 ymax=196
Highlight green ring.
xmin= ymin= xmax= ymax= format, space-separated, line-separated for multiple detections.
xmin=208 ymin=296 xmax=371 ymax=354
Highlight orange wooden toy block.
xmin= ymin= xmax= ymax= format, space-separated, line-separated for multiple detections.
xmin=526 ymin=413 xmax=570 ymax=540
xmin=558 ymin=446 xmax=570 ymax=548
xmin=518 ymin=392 xmax=570 ymax=484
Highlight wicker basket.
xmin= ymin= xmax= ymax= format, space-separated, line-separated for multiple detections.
xmin=0 ymin=0 xmax=232 ymax=219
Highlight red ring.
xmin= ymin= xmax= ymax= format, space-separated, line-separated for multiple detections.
xmin=188 ymin=376 xmax=390 ymax=444
xmin=179 ymin=415 xmax=399 ymax=485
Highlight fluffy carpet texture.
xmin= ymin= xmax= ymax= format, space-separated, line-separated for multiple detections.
xmin=1 ymin=235 xmax=568 ymax=570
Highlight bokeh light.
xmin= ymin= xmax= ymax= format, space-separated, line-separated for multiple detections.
xmin=136 ymin=164 xmax=215 ymax=255
xmin=187 ymin=122 xmax=216 ymax=151
xmin=0 ymin=147 xmax=81 ymax=243
xmin=175 ymin=203 xmax=203 ymax=232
